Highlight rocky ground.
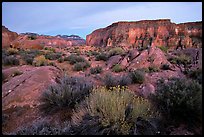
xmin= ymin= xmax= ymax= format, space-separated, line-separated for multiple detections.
xmin=1 ymin=20 xmax=202 ymax=135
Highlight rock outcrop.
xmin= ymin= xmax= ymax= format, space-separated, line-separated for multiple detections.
xmin=86 ymin=19 xmax=202 ymax=49
xmin=11 ymin=33 xmax=86 ymax=49
xmin=2 ymin=26 xmax=18 ymax=48
xmin=2 ymin=26 xmax=86 ymax=49
xmin=2 ymin=65 xmax=61 ymax=134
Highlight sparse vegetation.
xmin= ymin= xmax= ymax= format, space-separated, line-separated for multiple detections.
xmin=161 ymin=64 xmax=170 ymax=70
xmin=108 ymin=47 xmax=125 ymax=57
xmin=187 ymin=69 xmax=202 ymax=84
xmin=12 ymin=70 xmax=23 ymax=77
xmin=112 ymin=64 xmax=124 ymax=73
xmin=58 ymin=57 xmax=64 ymax=63
xmin=3 ymin=55 xmax=20 ymax=66
xmin=85 ymin=86 xmax=156 ymax=135
xmin=7 ymin=48 xmax=19 ymax=55
xmin=168 ymin=53 xmax=191 ymax=66
xmin=129 ymin=70 xmax=145 ymax=84
xmin=104 ymin=74 xmax=132 ymax=88
xmin=66 ymin=54 xmax=86 ymax=64
xmin=148 ymin=65 xmax=160 ymax=72
xmin=40 ymin=76 xmax=93 ymax=114
xmin=95 ymin=53 xmax=108 ymax=61
xmin=73 ymin=61 xmax=90 ymax=71
xmin=33 ymin=55 xmax=48 ymax=67
xmin=90 ymin=66 xmax=102 ymax=74
xmin=45 ymin=52 xmax=62 ymax=60
xmin=150 ymin=78 xmax=202 ymax=126
xmin=158 ymin=46 xmax=168 ymax=53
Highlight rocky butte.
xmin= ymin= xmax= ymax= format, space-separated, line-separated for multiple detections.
xmin=86 ymin=19 xmax=202 ymax=49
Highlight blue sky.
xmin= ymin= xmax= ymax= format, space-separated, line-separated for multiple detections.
xmin=2 ymin=2 xmax=202 ymax=39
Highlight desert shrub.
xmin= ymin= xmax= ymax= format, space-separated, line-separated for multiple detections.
xmin=58 ymin=57 xmax=64 ymax=63
xmin=7 ymin=48 xmax=19 ymax=55
xmin=85 ymin=86 xmax=156 ymax=135
xmin=95 ymin=53 xmax=108 ymax=61
xmin=12 ymin=119 xmax=71 ymax=135
xmin=187 ymin=69 xmax=202 ymax=84
xmin=168 ymin=54 xmax=191 ymax=66
xmin=104 ymin=74 xmax=120 ymax=89
xmin=118 ymin=75 xmax=132 ymax=86
xmin=147 ymin=56 xmax=154 ymax=63
xmin=150 ymin=78 xmax=202 ymax=125
xmin=44 ymin=47 xmax=55 ymax=52
xmin=161 ymin=64 xmax=170 ymax=70
xmin=12 ymin=70 xmax=23 ymax=77
xmin=48 ymin=62 xmax=56 ymax=66
xmin=112 ymin=64 xmax=124 ymax=73
xmin=28 ymin=35 xmax=37 ymax=40
xmin=45 ymin=52 xmax=62 ymax=60
xmin=40 ymin=76 xmax=93 ymax=114
xmin=129 ymin=70 xmax=145 ymax=84
xmin=90 ymin=66 xmax=102 ymax=74
xmin=2 ymin=72 xmax=5 ymax=82
xmin=3 ymin=55 xmax=20 ymax=66
xmin=33 ymin=55 xmax=48 ymax=67
xmin=104 ymin=74 xmax=132 ymax=88
xmin=158 ymin=46 xmax=168 ymax=53
xmin=66 ymin=54 xmax=86 ymax=64
xmin=73 ymin=61 xmax=90 ymax=71
xmin=108 ymin=47 xmax=125 ymax=57
xmin=148 ymin=65 xmax=160 ymax=73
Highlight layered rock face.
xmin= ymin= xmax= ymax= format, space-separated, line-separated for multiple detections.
xmin=86 ymin=19 xmax=202 ymax=49
xmin=2 ymin=26 xmax=86 ymax=49
xmin=2 ymin=26 xmax=18 ymax=48
xmin=11 ymin=33 xmax=86 ymax=49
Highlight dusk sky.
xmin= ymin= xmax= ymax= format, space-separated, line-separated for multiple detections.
xmin=2 ymin=2 xmax=202 ymax=39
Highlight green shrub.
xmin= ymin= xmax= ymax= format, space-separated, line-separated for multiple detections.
xmin=2 ymin=72 xmax=5 ymax=82
xmin=85 ymin=86 xmax=156 ymax=135
xmin=28 ymin=35 xmax=37 ymax=40
xmin=118 ymin=75 xmax=132 ymax=86
xmin=148 ymin=65 xmax=160 ymax=73
xmin=3 ymin=55 xmax=20 ymax=66
xmin=40 ymin=76 xmax=93 ymax=114
xmin=7 ymin=48 xmax=19 ymax=55
xmin=168 ymin=54 xmax=191 ymax=66
xmin=32 ymin=55 xmax=48 ymax=67
xmin=66 ymin=54 xmax=86 ymax=64
xmin=48 ymin=62 xmax=56 ymax=66
xmin=90 ymin=66 xmax=102 ymax=74
xmin=150 ymin=78 xmax=202 ymax=125
xmin=108 ymin=47 xmax=125 ymax=57
xmin=58 ymin=57 xmax=64 ymax=63
xmin=187 ymin=69 xmax=202 ymax=84
xmin=45 ymin=52 xmax=62 ymax=60
xmin=161 ymin=64 xmax=170 ymax=70
xmin=95 ymin=53 xmax=108 ymax=61
xmin=12 ymin=70 xmax=23 ymax=77
xmin=104 ymin=74 xmax=132 ymax=88
xmin=73 ymin=61 xmax=90 ymax=71
xmin=104 ymin=74 xmax=120 ymax=89
xmin=12 ymin=119 xmax=71 ymax=135
xmin=158 ymin=46 xmax=168 ymax=53
xmin=112 ymin=64 xmax=124 ymax=73
xmin=129 ymin=70 xmax=145 ymax=84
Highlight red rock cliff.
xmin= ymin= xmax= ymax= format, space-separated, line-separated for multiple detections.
xmin=86 ymin=19 xmax=202 ymax=49
xmin=2 ymin=26 xmax=18 ymax=48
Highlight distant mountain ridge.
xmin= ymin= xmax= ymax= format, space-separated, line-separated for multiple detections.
xmin=2 ymin=26 xmax=86 ymax=49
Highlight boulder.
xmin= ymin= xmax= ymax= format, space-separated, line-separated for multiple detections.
xmin=107 ymin=55 xmax=122 ymax=68
xmin=2 ymin=66 xmax=61 ymax=134
xmin=139 ymin=83 xmax=155 ymax=98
